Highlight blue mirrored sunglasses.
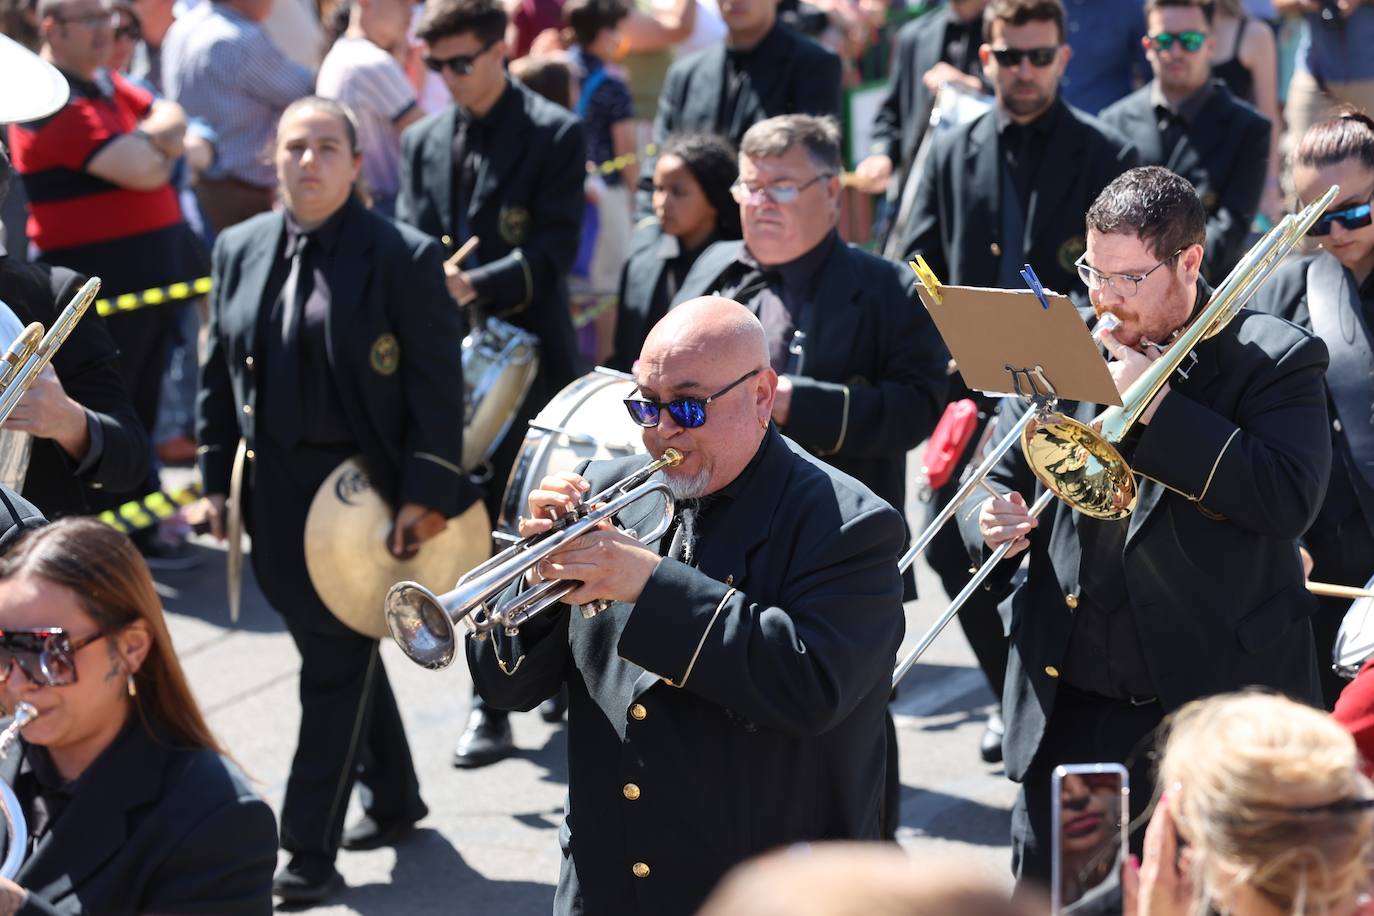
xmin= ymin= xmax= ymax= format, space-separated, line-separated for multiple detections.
xmin=1308 ymin=200 xmax=1374 ymax=237
xmin=624 ymin=369 xmax=763 ymax=429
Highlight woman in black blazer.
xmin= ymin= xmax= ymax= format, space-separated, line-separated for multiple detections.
xmin=0 ymin=517 xmax=277 ymax=915
xmin=193 ymin=97 xmax=474 ymax=903
xmin=607 ymin=132 xmax=740 ymax=370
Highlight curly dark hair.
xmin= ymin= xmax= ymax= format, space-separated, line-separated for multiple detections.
xmin=1086 ymin=166 xmax=1206 ymax=261
xmin=416 ymin=0 xmax=506 ymax=46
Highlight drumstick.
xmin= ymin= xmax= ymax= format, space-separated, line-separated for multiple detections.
xmin=1308 ymin=581 xmax=1374 ymax=601
xmin=446 ymin=236 xmax=479 ymax=268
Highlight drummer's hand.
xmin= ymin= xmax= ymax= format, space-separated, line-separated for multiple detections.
xmin=0 ymin=877 xmax=26 ymax=915
xmin=1300 ymin=545 xmax=1315 ymax=579
xmin=978 ymin=490 xmax=1036 ymax=559
xmin=389 ymin=502 xmax=446 ymax=559
xmin=445 ymin=262 xmax=478 ymax=305
xmin=537 ymin=519 xmax=661 ymax=605
xmin=519 ymin=472 xmax=592 ymax=538
xmin=3 ymin=365 xmax=90 ymax=459
xmin=1104 ymin=329 xmax=1169 ymax=425
xmin=187 ymin=494 xmax=227 ymax=541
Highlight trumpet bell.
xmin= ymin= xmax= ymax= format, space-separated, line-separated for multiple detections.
xmin=1022 ymin=413 xmax=1137 ymax=520
xmin=384 ymin=581 xmax=459 ymax=670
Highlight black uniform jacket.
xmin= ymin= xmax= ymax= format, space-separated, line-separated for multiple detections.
xmin=468 ymin=428 xmax=906 ymax=916
xmin=197 ymin=196 xmax=474 ymax=516
xmin=639 ymin=23 xmax=841 ymax=213
xmin=395 ymin=79 xmax=586 ymax=394
xmin=900 ymin=101 xmax=1137 ymax=299
xmin=1099 ymin=81 xmax=1270 ymax=279
xmin=1252 ymin=255 xmax=1372 ymax=551
xmin=958 ymin=303 xmax=1330 ymax=781
xmin=0 ymin=485 xmax=43 ymax=552
xmin=2 ymin=719 xmax=278 ymax=915
xmin=0 ymin=256 xmax=148 ymax=518
xmin=673 ymin=239 xmax=949 ymax=523
xmin=869 ymin=5 xmax=983 ymax=197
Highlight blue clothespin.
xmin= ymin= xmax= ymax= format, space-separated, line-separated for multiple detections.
xmin=1020 ymin=264 xmax=1050 ymax=310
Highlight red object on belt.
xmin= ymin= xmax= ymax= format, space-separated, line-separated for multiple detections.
xmin=921 ymin=399 xmax=980 ymax=491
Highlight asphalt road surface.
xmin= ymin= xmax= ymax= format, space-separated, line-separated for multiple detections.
xmin=156 ymin=456 xmax=1018 ymax=914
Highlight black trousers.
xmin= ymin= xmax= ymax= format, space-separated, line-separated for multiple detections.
xmin=1307 ymin=513 xmax=1374 ymax=709
xmin=248 ymin=435 xmax=423 ymax=860
xmin=1011 ymin=685 xmax=1164 ymax=887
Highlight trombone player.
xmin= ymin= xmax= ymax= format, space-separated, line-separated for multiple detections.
xmin=467 ymin=296 xmax=906 ymax=916
xmin=962 ymin=166 xmax=1330 ymax=884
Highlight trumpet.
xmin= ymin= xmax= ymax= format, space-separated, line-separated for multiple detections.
xmin=385 ymin=448 xmax=683 ymax=669
xmin=0 ymin=276 xmax=101 ymax=426
xmin=892 ymin=187 xmax=1340 ymax=688
xmin=0 ymin=702 xmax=37 ymax=880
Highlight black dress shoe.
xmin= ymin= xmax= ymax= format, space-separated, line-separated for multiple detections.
xmin=272 ymin=855 xmax=343 ymax=904
xmin=452 ymin=707 xmax=514 ymax=768
xmin=539 ymin=686 xmax=569 ymax=723
xmin=342 ymin=803 xmax=429 ymax=851
xmin=980 ymin=711 xmax=1005 ymax=764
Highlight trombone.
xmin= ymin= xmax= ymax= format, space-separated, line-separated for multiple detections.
xmin=0 ymin=276 xmax=101 ymax=425
xmin=385 ymin=448 xmax=683 ymax=669
xmin=892 ymin=186 xmax=1340 ymax=688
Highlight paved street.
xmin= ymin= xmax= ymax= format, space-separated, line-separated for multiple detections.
xmin=156 ymin=456 xmax=1018 ymax=914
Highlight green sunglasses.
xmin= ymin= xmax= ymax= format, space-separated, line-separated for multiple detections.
xmin=1148 ymin=30 xmax=1207 ymax=53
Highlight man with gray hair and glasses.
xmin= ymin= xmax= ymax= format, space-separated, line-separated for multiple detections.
xmin=672 ymin=112 xmax=947 ymax=838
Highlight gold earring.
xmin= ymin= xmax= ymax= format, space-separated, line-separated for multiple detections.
xmin=759 ymin=416 xmax=768 ymax=429
xmin=127 ymin=673 xmax=137 ymax=698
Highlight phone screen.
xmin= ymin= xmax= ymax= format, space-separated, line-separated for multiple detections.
xmin=1051 ymin=763 xmax=1130 ymax=915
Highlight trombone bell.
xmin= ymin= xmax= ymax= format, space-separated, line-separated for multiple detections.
xmin=1021 ymin=413 xmax=1136 ymax=520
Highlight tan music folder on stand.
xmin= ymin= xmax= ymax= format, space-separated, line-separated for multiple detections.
xmin=915 ymin=284 xmax=1122 ymax=407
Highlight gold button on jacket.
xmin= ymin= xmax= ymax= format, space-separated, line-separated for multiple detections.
xmin=622 ymin=783 xmax=641 ymax=800
xmin=1045 ymin=666 xmax=1060 ymax=678
xmin=632 ymin=862 xmax=651 ymax=878
xmin=1065 ymin=593 xmax=1079 ymax=609
xmin=629 ymin=703 xmax=646 ymax=721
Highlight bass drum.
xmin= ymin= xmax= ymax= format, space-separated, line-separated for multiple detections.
xmin=1333 ymin=570 xmax=1374 ymax=679
xmin=497 ymin=368 xmax=646 ymax=536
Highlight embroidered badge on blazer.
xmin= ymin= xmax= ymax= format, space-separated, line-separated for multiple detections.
xmin=370 ymin=333 xmax=400 ymax=376
xmin=1058 ymin=235 xmax=1086 ymax=275
xmin=499 ymin=206 xmax=530 ymax=246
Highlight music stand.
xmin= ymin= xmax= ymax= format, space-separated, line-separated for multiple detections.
xmin=915 ymin=282 xmax=1121 ymax=407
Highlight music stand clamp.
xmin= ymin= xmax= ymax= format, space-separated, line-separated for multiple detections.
xmin=1007 ymin=364 xmax=1060 ymax=412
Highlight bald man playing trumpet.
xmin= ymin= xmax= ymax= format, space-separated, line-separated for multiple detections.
xmin=467 ymin=296 xmax=907 ymax=916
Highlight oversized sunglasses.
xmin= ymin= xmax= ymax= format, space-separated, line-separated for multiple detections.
xmin=1148 ymin=30 xmax=1207 ymax=52
xmin=422 ymin=37 xmax=498 ymax=76
xmin=624 ymin=369 xmax=763 ymax=429
xmin=1307 ymin=194 xmax=1374 ymax=236
xmin=990 ymin=46 xmax=1059 ymax=67
xmin=0 ymin=627 xmax=106 ymax=687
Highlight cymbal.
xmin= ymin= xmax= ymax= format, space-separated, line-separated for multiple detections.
xmin=0 ymin=35 xmax=69 ymax=124
xmin=304 ymin=456 xmax=491 ymax=639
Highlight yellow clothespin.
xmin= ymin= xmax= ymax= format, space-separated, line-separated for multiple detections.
xmin=909 ymin=256 xmax=943 ymax=305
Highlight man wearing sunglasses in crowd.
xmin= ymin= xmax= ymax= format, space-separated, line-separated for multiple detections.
xmin=1100 ymin=0 xmax=1270 ymax=280
xmin=671 ymin=113 xmax=947 ymax=837
xmin=966 ymin=166 xmax=1330 ymax=885
xmin=1254 ymin=110 xmax=1374 ymax=709
xmin=467 ymin=294 xmax=906 ymax=916
xmin=898 ymin=0 xmax=1136 ymax=768
xmin=397 ymin=0 xmax=587 ymax=768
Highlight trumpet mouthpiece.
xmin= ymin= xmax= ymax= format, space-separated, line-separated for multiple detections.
xmin=662 ymin=448 xmax=684 ymax=467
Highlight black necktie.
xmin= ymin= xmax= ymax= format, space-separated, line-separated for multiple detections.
xmin=281 ymin=233 xmax=309 ymax=347
xmin=267 ymin=233 xmax=309 ymax=441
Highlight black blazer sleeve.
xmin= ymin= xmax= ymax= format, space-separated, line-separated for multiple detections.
xmin=466 ymin=118 xmax=587 ymax=317
xmin=868 ymin=26 xmax=916 ymax=162
xmin=1131 ymin=329 xmax=1331 ymax=537
xmin=785 ymin=265 xmax=948 ymax=459
xmin=46 ymin=267 xmax=149 ymax=493
xmin=395 ymin=231 xmax=472 ymax=514
xmin=196 ymin=233 xmax=240 ymax=497
xmin=394 ymin=124 xmax=423 ymax=232
xmin=1204 ymin=110 xmax=1270 ymax=280
xmin=900 ymin=132 xmax=951 ymax=276
xmin=617 ymin=502 xmax=905 ymax=736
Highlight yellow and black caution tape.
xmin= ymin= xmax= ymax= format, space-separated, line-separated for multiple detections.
xmin=94 ymin=277 xmax=212 ymax=318
xmin=97 ymin=482 xmax=203 ymax=534
xmin=592 ymin=142 xmax=657 ymax=179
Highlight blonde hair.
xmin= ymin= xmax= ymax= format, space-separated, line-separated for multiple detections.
xmin=1158 ymin=691 xmax=1374 ymax=915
